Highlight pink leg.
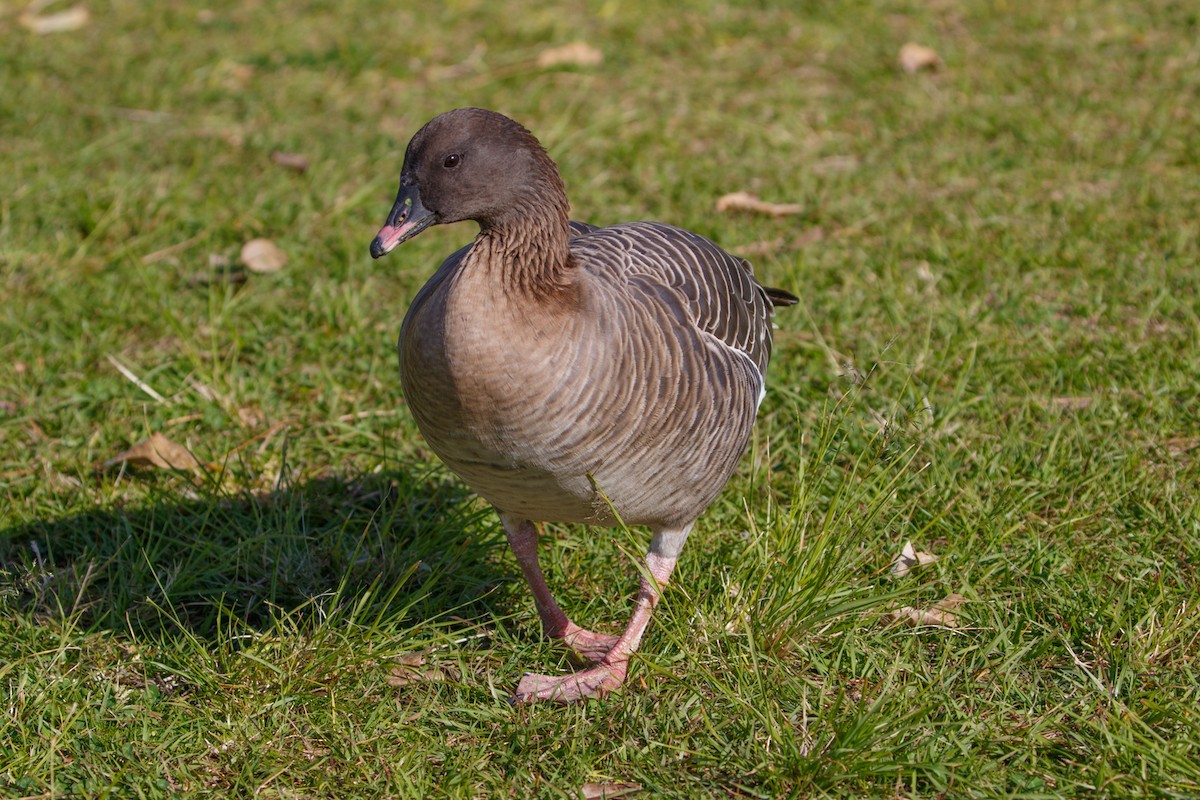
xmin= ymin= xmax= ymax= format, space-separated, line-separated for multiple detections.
xmin=514 ymin=524 xmax=692 ymax=704
xmin=501 ymin=514 xmax=619 ymax=663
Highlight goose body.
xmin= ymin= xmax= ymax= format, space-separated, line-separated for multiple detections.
xmin=400 ymin=220 xmax=772 ymax=528
xmin=371 ymin=108 xmax=795 ymax=702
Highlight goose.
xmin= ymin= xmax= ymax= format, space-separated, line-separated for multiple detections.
xmin=370 ymin=108 xmax=796 ymax=703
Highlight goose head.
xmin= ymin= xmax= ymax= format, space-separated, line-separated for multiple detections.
xmin=371 ymin=107 xmax=569 ymax=258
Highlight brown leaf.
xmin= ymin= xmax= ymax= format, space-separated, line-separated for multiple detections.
xmin=386 ymin=653 xmax=460 ymax=687
xmin=898 ymin=42 xmax=940 ymax=74
xmin=537 ymin=41 xmax=603 ymax=68
xmin=581 ymin=782 xmax=643 ymax=800
xmin=1164 ymin=437 xmax=1200 ymax=456
xmin=270 ymin=151 xmax=310 ymax=173
xmin=891 ymin=540 xmax=938 ymax=577
xmin=937 ymin=593 xmax=966 ymax=610
xmin=886 ymin=593 xmax=965 ymax=629
xmin=1048 ymin=396 xmax=1093 ymax=410
xmin=240 ymin=238 xmax=287 ymax=273
xmin=19 ymin=2 xmax=89 ymax=34
xmin=102 ymin=433 xmax=205 ymax=473
xmin=716 ymin=191 xmax=805 ymax=217
xmin=394 ymin=652 xmax=426 ymax=668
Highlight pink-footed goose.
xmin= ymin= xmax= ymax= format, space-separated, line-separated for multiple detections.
xmin=370 ymin=108 xmax=797 ymax=703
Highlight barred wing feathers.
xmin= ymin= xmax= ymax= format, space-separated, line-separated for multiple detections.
xmin=570 ymin=221 xmax=792 ymax=379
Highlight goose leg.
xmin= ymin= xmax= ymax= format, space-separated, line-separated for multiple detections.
xmin=514 ymin=524 xmax=692 ymax=704
xmin=501 ymin=514 xmax=620 ymax=663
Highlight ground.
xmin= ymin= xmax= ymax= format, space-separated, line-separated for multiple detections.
xmin=1 ymin=0 xmax=1198 ymax=796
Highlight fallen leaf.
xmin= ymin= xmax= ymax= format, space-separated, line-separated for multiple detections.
xmin=1164 ymin=437 xmax=1200 ymax=456
xmin=270 ymin=151 xmax=310 ymax=173
xmin=891 ymin=540 xmax=939 ymax=577
xmin=898 ymin=42 xmax=940 ymax=74
xmin=240 ymin=238 xmax=287 ymax=273
xmin=888 ymin=606 xmax=956 ymax=628
xmin=102 ymin=433 xmax=205 ymax=473
xmin=1048 ymin=396 xmax=1093 ymax=410
xmin=386 ymin=653 xmax=460 ymax=687
xmin=394 ymin=652 xmax=425 ymax=668
xmin=581 ymin=782 xmax=643 ymax=800
xmin=537 ymin=41 xmax=603 ymax=68
xmin=716 ymin=191 xmax=805 ymax=217
xmin=943 ymin=593 xmax=965 ymax=607
xmin=18 ymin=2 xmax=89 ymax=34
xmin=886 ymin=593 xmax=965 ymax=629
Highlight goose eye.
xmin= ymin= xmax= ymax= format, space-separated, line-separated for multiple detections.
xmin=442 ymin=153 xmax=461 ymax=169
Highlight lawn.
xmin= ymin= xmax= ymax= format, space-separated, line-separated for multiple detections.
xmin=2 ymin=0 xmax=1199 ymax=796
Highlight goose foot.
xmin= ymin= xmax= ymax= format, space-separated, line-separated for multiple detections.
xmin=503 ymin=518 xmax=690 ymax=704
xmin=514 ymin=660 xmax=628 ymax=704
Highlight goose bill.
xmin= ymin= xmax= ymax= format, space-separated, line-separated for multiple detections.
xmin=371 ymin=185 xmax=435 ymax=258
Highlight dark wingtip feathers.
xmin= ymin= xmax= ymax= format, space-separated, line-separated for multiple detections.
xmin=764 ymin=287 xmax=800 ymax=308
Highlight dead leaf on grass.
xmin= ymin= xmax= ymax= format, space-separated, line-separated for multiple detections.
xmin=102 ymin=433 xmax=206 ymax=473
xmin=716 ymin=191 xmax=805 ymax=217
xmin=898 ymin=42 xmax=940 ymax=74
xmin=887 ymin=593 xmax=965 ymax=629
xmin=19 ymin=1 xmax=89 ymax=34
xmin=386 ymin=653 xmax=460 ymax=687
xmin=1164 ymin=437 xmax=1200 ymax=456
xmin=240 ymin=238 xmax=287 ymax=273
xmin=581 ymin=782 xmax=643 ymax=800
xmin=270 ymin=151 xmax=310 ymax=173
xmin=1048 ymin=396 xmax=1093 ymax=410
xmin=537 ymin=41 xmax=603 ymax=68
xmin=891 ymin=540 xmax=939 ymax=577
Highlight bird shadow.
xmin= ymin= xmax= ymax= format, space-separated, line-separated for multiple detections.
xmin=0 ymin=466 xmax=513 ymax=645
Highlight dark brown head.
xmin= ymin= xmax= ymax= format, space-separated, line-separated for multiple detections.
xmin=371 ymin=108 xmax=569 ymax=258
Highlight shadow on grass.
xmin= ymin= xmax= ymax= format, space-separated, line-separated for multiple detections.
xmin=0 ymin=467 xmax=509 ymax=642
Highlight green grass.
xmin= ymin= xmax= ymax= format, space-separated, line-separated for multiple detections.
xmin=2 ymin=0 xmax=1199 ymax=796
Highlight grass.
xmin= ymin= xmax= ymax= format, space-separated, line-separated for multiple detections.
xmin=2 ymin=0 xmax=1198 ymax=796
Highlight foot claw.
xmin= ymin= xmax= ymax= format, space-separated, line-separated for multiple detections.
xmin=514 ymin=662 xmax=628 ymax=704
